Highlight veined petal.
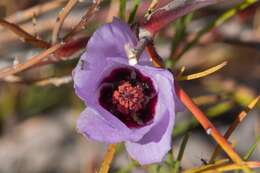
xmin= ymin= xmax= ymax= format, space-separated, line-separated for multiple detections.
xmin=77 ymin=107 xmax=128 ymax=143
xmin=93 ymin=103 xmax=157 ymax=142
xmin=73 ymin=57 xmax=129 ymax=104
xmin=87 ymin=17 xmax=151 ymax=64
xmin=78 ymin=101 xmax=167 ymax=143
xmin=125 ymin=65 xmax=178 ymax=165
xmin=87 ymin=18 xmax=137 ymax=63
xmin=125 ymin=110 xmax=174 ymax=165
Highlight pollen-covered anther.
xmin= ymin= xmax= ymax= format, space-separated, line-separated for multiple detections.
xmin=112 ymin=81 xmax=145 ymax=114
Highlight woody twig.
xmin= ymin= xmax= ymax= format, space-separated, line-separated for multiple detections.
xmin=0 ymin=19 xmax=50 ymax=48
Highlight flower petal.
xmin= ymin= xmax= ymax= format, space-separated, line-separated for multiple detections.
xmin=87 ymin=18 xmax=137 ymax=63
xmin=125 ymin=65 xmax=179 ymax=165
xmin=135 ymin=65 xmax=185 ymax=112
xmin=77 ymin=103 xmax=164 ymax=143
xmin=125 ymin=110 xmax=174 ymax=165
xmin=93 ymin=103 xmax=157 ymax=142
xmin=73 ymin=56 xmax=123 ymax=103
xmin=87 ymin=17 xmax=150 ymax=64
xmin=77 ymin=107 xmax=129 ymax=143
xmin=159 ymin=70 xmax=185 ymax=112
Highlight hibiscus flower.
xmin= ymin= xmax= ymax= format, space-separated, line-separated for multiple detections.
xmin=73 ymin=18 xmax=183 ymax=165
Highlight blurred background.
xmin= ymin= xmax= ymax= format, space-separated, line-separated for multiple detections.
xmin=0 ymin=0 xmax=259 ymax=172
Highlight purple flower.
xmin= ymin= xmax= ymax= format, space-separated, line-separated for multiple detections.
xmin=73 ymin=18 xmax=183 ymax=165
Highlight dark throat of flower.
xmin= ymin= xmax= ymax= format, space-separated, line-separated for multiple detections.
xmin=99 ymin=68 xmax=157 ymax=128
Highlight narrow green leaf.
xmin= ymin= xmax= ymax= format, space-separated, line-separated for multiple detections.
xmin=235 ymin=136 xmax=260 ymax=173
xmin=170 ymin=13 xmax=193 ymax=58
xmin=177 ymin=133 xmax=190 ymax=161
xmin=128 ymin=0 xmax=140 ymax=24
xmin=119 ymin=0 xmax=127 ymax=21
xmin=173 ymin=133 xmax=190 ymax=173
xmin=243 ymin=136 xmax=260 ymax=161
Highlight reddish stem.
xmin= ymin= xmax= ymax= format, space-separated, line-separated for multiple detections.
xmin=174 ymin=83 xmax=245 ymax=165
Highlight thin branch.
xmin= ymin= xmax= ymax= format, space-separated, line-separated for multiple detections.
xmin=0 ymin=44 xmax=62 ymax=79
xmin=145 ymin=41 xmax=164 ymax=67
xmin=35 ymin=75 xmax=72 ymax=86
xmin=0 ymin=36 xmax=88 ymax=79
xmin=0 ymin=19 xmax=50 ymax=48
xmin=3 ymin=0 xmax=65 ymax=25
xmin=144 ymin=41 xmax=251 ymax=172
xmin=0 ymin=13 xmax=80 ymax=46
xmin=63 ymin=0 xmax=102 ymax=41
xmin=209 ymin=96 xmax=260 ymax=163
xmin=98 ymin=144 xmax=117 ymax=173
xmin=0 ymin=0 xmax=99 ymax=78
xmin=2 ymin=75 xmax=72 ymax=87
xmin=52 ymin=0 xmax=78 ymax=43
xmin=183 ymin=160 xmax=260 ymax=173
xmin=175 ymin=85 xmax=249 ymax=169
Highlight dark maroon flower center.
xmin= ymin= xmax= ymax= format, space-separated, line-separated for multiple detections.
xmin=99 ymin=67 xmax=157 ymax=128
